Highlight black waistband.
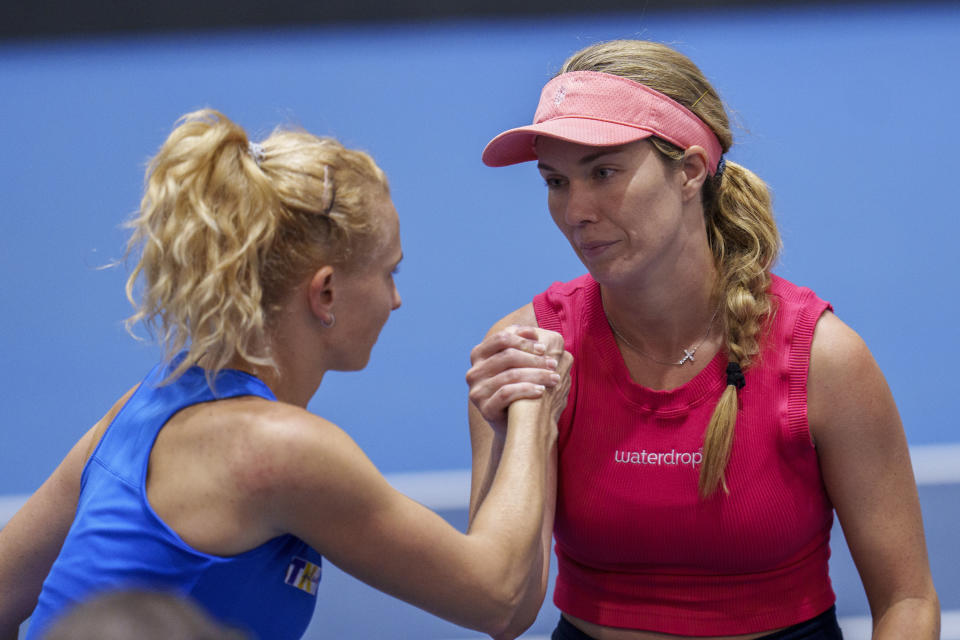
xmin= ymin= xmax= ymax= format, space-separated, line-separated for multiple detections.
xmin=551 ymin=607 xmax=843 ymax=640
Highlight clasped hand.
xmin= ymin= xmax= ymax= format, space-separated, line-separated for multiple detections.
xmin=466 ymin=326 xmax=572 ymax=432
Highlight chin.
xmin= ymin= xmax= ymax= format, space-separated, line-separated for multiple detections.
xmin=583 ymin=265 xmax=621 ymax=287
xmin=352 ymin=351 xmax=375 ymax=371
xmin=328 ymin=351 xmax=373 ymax=373
xmin=585 ymin=261 xmax=645 ymax=289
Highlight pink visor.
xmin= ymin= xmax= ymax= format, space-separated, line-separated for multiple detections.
xmin=482 ymin=71 xmax=724 ymax=174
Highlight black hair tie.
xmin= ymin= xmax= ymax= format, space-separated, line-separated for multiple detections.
xmin=726 ymin=361 xmax=746 ymax=390
xmin=714 ymin=156 xmax=727 ymax=180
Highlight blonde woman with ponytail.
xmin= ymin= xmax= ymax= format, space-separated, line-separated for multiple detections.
xmin=0 ymin=109 xmax=573 ymax=640
xmin=468 ymin=40 xmax=938 ymax=640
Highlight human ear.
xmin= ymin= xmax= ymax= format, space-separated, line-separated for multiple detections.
xmin=680 ymin=146 xmax=710 ymax=201
xmin=307 ymin=265 xmax=336 ymax=326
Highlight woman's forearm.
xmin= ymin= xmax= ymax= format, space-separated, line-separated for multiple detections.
xmin=461 ymin=325 xmax=569 ymax=637
xmin=873 ymin=594 xmax=940 ymax=639
xmin=470 ymin=397 xmax=554 ymax=554
xmin=468 ymin=427 xmax=505 ymax=524
xmin=466 ymin=398 xmax=557 ymax=638
xmin=496 ymin=427 xmax=558 ymax=640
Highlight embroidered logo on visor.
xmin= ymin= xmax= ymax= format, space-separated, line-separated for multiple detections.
xmin=284 ymin=556 xmax=321 ymax=595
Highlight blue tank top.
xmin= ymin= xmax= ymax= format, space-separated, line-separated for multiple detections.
xmin=27 ymin=358 xmax=323 ymax=639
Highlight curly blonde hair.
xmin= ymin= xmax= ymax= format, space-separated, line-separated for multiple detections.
xmin=561 ymin=41 xmax=782 ymax=498
xmin=125 ymin=109 xmax=389 ymax=385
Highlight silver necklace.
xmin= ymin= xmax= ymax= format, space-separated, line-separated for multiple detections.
xmin=607 ymin=305 xmax=721 ymax=366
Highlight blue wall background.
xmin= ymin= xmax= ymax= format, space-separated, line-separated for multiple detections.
xmin=2 ymin=4 xmax=958 ymax=638
xmin=4 ymin=4 xmax=957 ymax=493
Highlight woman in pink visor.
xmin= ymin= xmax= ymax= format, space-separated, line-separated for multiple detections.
xmin=466 ymin=40 xmax=938 ymax=640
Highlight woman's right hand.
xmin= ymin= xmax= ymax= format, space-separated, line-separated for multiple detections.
xmin=466 ymin=325 xmax=571 ymax=434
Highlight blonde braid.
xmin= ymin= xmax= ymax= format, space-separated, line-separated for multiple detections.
xmin=698 ymin=161 xmax=780 ymax=496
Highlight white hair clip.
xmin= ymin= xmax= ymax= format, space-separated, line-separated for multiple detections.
xmin=321 ymin=164 xmax=335 ymax=214
xmin=248 ymin=141 xmax=265 ymax=167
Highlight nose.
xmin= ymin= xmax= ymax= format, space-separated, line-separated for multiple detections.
xmin=555 ymin=180 xmax=599 ymax=227
xmin=392 ymin=285 xmax=402 ymax=311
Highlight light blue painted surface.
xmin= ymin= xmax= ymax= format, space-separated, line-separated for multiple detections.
xmin=2 ymin=3 xmax=957 ymax=637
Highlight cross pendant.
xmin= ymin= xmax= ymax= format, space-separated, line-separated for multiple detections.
xmin=678 ymin=348 xmax=696 ymax=365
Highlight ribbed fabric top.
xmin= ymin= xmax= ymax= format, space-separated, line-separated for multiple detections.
xmin=26 ymin=358 xmax=323 ymax=640
xmin=533 ymin=274 xmax=835 ymax=636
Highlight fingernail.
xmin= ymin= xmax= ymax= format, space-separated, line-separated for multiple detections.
xmin=550 ymin=374 xmax=561 ymax=384
xmin=545 ymin=358 xmax=558 ymax=369
xmin=533 ymin=342 xmax=546 ymax=354
xmin=534 ymin=384 xmax=546 ymax=392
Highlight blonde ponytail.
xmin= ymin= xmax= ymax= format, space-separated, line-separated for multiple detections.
xmin=124 ymin=109 xmax=389 ymax=385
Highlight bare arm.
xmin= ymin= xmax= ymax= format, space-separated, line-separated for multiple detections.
xmin=808 ymin=312 xmax=938 ymax=639
xmin=466 ymin=305 xmax=563 ymax=632
xmin=256 ymin=328 xmax=570 ymax=640
xmin=0 ymin=386 xmax=137 ymax=638
xmin=466 ymin=305 xmax=549 ymax=519
xmin=467 ymin=400 xmax=558 ymax=637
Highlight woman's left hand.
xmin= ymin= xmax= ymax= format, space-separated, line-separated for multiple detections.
xmin=466 ymin=324 xmax=564 ymax=434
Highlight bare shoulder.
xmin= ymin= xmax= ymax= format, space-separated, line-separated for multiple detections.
xmin=152 ymin=397 xmax=360 ymax=501
xmin=225 ymin=401 xmax=406 ymax=549
xmin=807 ymin=310 xmax=897 ymax=445
xmin=212 ymin=399 xmax=371 ymax=496
xmin=154 ymin=397 xmax=385 ymax=550
xmin=485 ymin=303 xmax=537 ymax=337
xmin=808 ymin=311 xmax=871 ymax=385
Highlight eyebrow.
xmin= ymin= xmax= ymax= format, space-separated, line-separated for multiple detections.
xmin=537 ymin=145 xmax=630 ymax=172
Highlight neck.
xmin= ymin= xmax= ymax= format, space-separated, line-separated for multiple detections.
xmin=601 ymin=259 xmax=720 ymax=359
xmin=223 ymin=304 xmax=329 ymax=408
xmin=243 ymin=349 xmax=325 ymax=409
xmin=603 ymin=195 xmax=721 ymax=339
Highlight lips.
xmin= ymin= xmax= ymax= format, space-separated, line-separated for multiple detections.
xmin=578 ymin=240 xmax=618 ymax=258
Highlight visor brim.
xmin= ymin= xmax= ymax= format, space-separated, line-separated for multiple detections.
xmin=482 ymin=118 xmax=656 ymax=167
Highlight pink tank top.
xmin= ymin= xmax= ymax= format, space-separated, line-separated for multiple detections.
xmin=533 ymin=273 xmax=835 ymax=635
